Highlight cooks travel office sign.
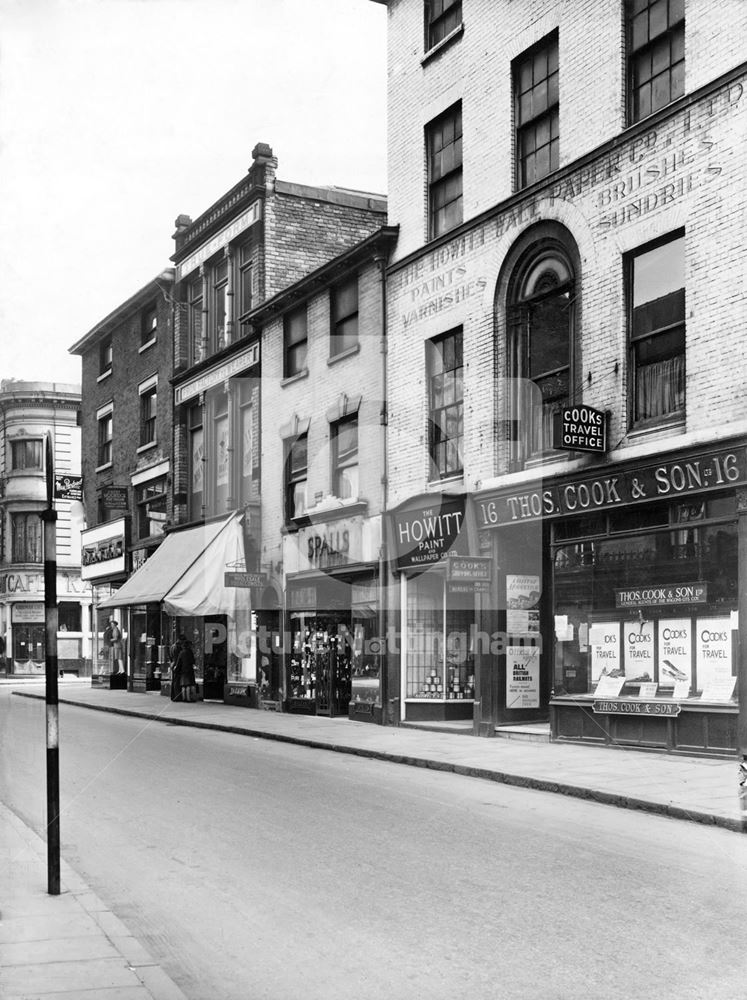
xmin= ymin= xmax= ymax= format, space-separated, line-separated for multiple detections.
xmin=478 ymin=446 xmax=747 ymax=527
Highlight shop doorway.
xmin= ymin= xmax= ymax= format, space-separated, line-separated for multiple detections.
xmin=289 ymin=613 xmax=352 ymax=717
xmin=203 ymin=615 xmax=227 ymax=700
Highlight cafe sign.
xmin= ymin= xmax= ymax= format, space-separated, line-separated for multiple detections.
xmin=478 ymin=446 xmax=747 ymax=527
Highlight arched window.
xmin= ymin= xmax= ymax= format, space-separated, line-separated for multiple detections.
xmin=503 ymin=228 xmax=578 ymax=469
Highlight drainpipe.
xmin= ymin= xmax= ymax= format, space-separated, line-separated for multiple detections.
xmin=374 ymin=251 xmax=390 ymax=725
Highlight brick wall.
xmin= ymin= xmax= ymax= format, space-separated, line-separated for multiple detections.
xmin=260 ymin=258 xmax=386 ymax=577
xmin=385 ymin=0 xmax=747 ymax=264
xmin=264 ymin=190 xmax=387 ymax=298
xmin=383 ymin=0 xmax=747 ymax=506
xmin=79 ymin=292 xmax=173 ymax=535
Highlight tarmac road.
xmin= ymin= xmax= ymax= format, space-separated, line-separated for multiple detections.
xmin=2 ymin=689 xmax=746 ymax=1000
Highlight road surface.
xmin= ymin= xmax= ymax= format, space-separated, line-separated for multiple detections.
xmin=2 ymin=689 xmax=746 ymax=1000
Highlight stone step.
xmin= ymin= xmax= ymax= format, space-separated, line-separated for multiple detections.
xmin=494 ymin=724 xmax=551 ymax=743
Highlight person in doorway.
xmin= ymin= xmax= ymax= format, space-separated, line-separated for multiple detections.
xmin=175 ymin=637 xmax=197 ymax=703
xmin=170 ymin=633 xmax=184 ymax=700
xmin=109 ymin=619 xmax=124 ymax=674
xmin=101 ymin=619 xmax=113 ymax=674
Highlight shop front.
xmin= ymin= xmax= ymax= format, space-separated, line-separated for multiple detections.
xmin=0 ymin=571 xmax=92 ymax=676
xmin=98 ymin=512 xmax=254 ymax=702
xmin=283 ymin=514 xmax=383 ymax=722
xmin=388 ymin=493 xmax=482 ymax=724
xmin=476 ymin=440 xmax=747 ymax=755
xmin=81 ymin=518 xmax=129 ymax=688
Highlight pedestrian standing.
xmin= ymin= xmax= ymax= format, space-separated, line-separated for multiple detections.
xmin=175 ymin=637 xmax=197 ymax=703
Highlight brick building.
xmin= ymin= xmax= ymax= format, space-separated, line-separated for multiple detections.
xmin=0 ymin=380 xmax=90 ymax=675
xmin=254 ymin=225 xmax=397 ymax=719
xmin=375 ymin=0 xmax=747 ymax=753
xmin=103 ymin=143 xmax=389 ymax=705
xmin=69 ymin=274 xmax=174 ymax=688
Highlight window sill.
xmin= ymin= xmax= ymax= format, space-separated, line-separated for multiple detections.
xmin=427 ymin=473 xmax=464 ymax=490
xmin=95 ymin=462 xmax=113 ymax=473
xmin=136 ymin=442 xmax=157 ymax=455
xmin=421 ymin=23 xmax=464 ymax=66
xmin=281 ymin=368 xmax=309 ymax=388
xmin=327 ymin=344 xmax=360 ymax=367
xmin=626 ymin=416 xmax=685 ymax=443
xmin=138 ymin=338 xmax=157 ymax=354
xmin=302 ymin=498 xmax=368 ymax=523
xmin=97 ymin=369 xmax=112 ymax=383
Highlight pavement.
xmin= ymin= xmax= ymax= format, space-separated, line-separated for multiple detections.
xmin=0 ymin=797 xmax=189 ymax=1000
xmin=2 ymin=679 xmax=745 ymax=998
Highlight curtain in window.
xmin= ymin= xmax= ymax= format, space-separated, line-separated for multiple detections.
xmin=635 ymin=355 xmax=684 ymax=421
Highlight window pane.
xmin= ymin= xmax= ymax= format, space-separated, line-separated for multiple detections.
xmin=633 ymin=236 xmax=685 ymax=308
xmin=649 ymin=0 xmax=667 ymax=38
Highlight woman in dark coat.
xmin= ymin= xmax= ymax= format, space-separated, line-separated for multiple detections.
xmin=175 ymin=638 xmax=197 ymax=703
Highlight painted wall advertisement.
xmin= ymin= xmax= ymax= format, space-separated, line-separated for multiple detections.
xmin=506 ymin=645 xmax=540 ymax=709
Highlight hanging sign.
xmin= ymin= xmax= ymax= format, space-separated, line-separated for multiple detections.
xmin=447 ymin=556 xmax=491 ymax=595
xmin=224 ymin=571 xmax=267 ymax=588
xmin=54 ymin=474 xmax=83 ymax=501
xmin=553 ymin=406 xmax=608 ymax=453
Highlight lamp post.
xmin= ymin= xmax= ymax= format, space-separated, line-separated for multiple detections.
xmin=43 ymin=432 xmax=60 ymax=895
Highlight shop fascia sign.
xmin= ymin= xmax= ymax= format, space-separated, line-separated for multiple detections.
xmin=80 ymin=518 xmax=127 ymax=580
xmin=0 ymin=573 xmax=90 ymax=597
xmin=288 ymin=517 xmax=370 ymax=573
xmin=390 ymin=494 xmax=467 ymax=570
xmin=11 ymin=602 xmax=45 ymax=623
xmin=616 ymin=583 xmax=708 ymax=609
xmin=175 ymin=201 xmax=262 ymax=281
xmin=478 ymin=446 xmax=747 ymax=528
xmin=174 ymin=341 xmax=260 ymax=405
xmin=592 ymin=700 xmax=681 ymax=716
xmin=552 ymin=406 xmax=608 ymax=453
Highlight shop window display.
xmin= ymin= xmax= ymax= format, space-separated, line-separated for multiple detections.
xmin=289 ymin=613 xmax=352 ymax=715
xmin=406 ymin=570 xmax=475 ymax=702
xmin=552 ymin=495 xmax=737 ymax=700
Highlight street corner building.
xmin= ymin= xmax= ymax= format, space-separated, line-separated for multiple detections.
xmin=377 ymin=0 xmax=747 ymax=754
xmin=0 ymin=380 xmax=90 ymax=676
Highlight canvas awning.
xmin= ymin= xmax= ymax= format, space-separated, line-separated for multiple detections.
xmin=99 ymin=513 xmax=248 ymax=618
